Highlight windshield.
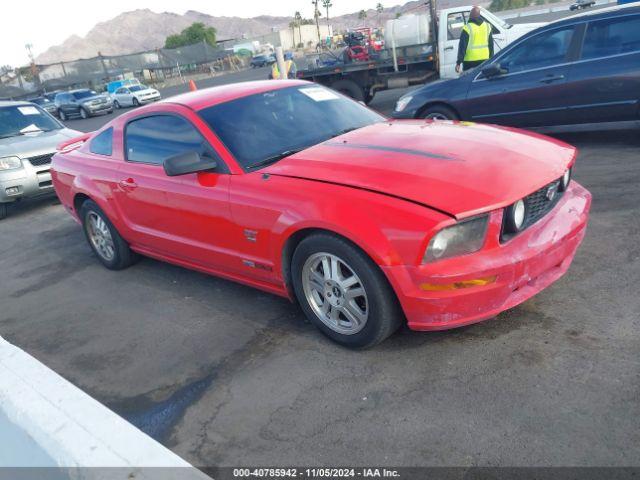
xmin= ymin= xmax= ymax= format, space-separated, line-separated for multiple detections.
xmin=198 ymin=85 xmax=385 ymax=170
xmin=129 ymin=85 xmax=147 ymax=92
xmin=73 ymin=90 xmax=98 ymax=99
xmin=30 ymin=98 xmax=51 ymax=106
xmin=0 ymin=105 xmax=62 ymax=138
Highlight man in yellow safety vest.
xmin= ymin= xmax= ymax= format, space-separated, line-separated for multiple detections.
xmin=270 ymin=52 xmax=298 ymax=79
xmin=456 ymin=6 xmax=494 ymax=73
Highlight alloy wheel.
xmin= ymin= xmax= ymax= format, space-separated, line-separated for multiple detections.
xmin=425 ymin=112 xmax=449 ymax=120
xmin=86 ymin=212 xmax=115 ymax=261
xmin=301 ymin=252 xmax=369 ymax=335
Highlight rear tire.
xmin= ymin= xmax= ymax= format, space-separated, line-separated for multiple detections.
xmin=419 ymin=104 xmax=459 ymax=121
xmin=79 ymin=200 xmax=138 ymax=270
xmin=291 ymin=233 xmax=403 ymax=348
xmin=331 ymin=79 xmax=365 ymax=102
xmin=0 ymin=203 xmax=8 ymax=220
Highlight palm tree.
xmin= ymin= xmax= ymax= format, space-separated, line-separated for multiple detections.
xmin=358 ymin=9 xmax=367 ymax=24
xmin=312 ymin=0 xmax=322 ymax=47
xmin=322 ymin=0 xmax=333 ymax=26
xmin=376 ymin=3 xmax=384 ymax=26
xmin=294 ymin=11 xmax=303 ymax=47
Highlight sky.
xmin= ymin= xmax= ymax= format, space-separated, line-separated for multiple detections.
xmin=2 ymin=0 xmax=392 ymax=68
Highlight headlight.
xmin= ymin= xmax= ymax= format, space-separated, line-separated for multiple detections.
xmin=395 ymin=95 xmax=413 ymax=112
xmin=504 ymin=199 xmax=526 ymax=234
xmin=560 ymin=168 xmax=571 ymax=191
xmin=0 ymin=156 xmax=22 ymax=171
xmin=423 ymin=215 xmax=489 ymax=263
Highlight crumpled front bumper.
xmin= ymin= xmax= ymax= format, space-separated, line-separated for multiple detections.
xmin=382 ymin=181 xmax=592 ymax=331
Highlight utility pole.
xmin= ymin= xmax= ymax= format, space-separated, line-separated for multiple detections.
xmin=25 ymin=43 xmax=41 ymax=88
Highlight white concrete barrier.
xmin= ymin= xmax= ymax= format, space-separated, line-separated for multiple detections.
xmin=0 ymin=336 xmax=208 ymax=478
xmin=498 ymin=0 xmax=617 ymax=19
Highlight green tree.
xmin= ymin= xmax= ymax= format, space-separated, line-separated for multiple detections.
xmin=358 ymin=9 xmax=367 ymax=22
xmin=489 ymin=0 xmax=532 ymax=11
xmin=164 ymin=22 xmax=217 ymax=49
xmin=376 ymin=3 xmax=384 ymax=26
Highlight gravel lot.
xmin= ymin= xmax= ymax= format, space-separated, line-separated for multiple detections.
xmin=1 ymin=65 xmax=639 ymax=468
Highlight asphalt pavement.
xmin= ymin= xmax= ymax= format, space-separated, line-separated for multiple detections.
xmin=1 ymin=63 xmax=639 ymax=467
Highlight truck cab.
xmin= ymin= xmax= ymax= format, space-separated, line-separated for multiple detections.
xmin=438 ymin=6 xmax=546 ymax=78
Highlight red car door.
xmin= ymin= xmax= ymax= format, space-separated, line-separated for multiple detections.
xmin=113 ymin=111 xmax=233 ymax=269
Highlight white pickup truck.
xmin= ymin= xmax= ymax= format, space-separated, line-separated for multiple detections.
xmin=299 ymin=5 xmax=545 ymax=103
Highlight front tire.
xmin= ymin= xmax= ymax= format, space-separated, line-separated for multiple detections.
xmin=0 ymin=203 xmax=8 ymax=220
xmin=132 ymin=98 xmax=140 ymax=107
xmin=114 ymin=100 xmax=120 ymax=109
xmin=80 ymin=108 xmax=89 ymax=119
xmin=59 ymin=110 xmax=67 ymax=121
xmin=79 ymin=200 xmax=138 ymax=270
xmin=292 ymin=233 xmax=403 ymax=348
xmin=419 ymin=104 xmax=458 ymax=121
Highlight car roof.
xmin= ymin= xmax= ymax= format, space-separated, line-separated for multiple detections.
xmin=0 ymin=100 xmax=33 ymax=107
xmin=553 ymin=4 xmax=640 ymax=26
xmin=160 ymin=79 xmax=311 ymax=110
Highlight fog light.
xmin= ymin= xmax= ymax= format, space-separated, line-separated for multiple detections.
xmin=5 ymin=186 xmax=20 ymax=196
xmin=420 ymin=275 xmax=497 ymax=291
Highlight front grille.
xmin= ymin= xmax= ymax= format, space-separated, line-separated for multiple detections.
xmin=26 ymin=153 xmax=54 ymax=167
xmin=501 ymin=178 xmax=564 ymax=242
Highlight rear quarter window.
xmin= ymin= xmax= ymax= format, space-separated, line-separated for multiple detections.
xmin=89 ymin=128 xmax=113 ymax=156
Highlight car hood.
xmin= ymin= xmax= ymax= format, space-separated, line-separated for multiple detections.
xmin=79 ymin=95 xmax=109 ymax=104
xmin=263 ymin=120 xmax=576 ymax=219
xmin=134 ymin=88 xmax=158 ymax=95
xmin=0 ymin=128 xmax=81 ymax=159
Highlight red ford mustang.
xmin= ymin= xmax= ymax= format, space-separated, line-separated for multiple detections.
xmin=52 ymin=80 xmax=591 ymax=348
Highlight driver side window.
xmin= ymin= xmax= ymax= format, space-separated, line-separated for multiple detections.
xmin=498 ymin=26 xmax=575 ymax=74
xmin=125 ymin=114 xmax=222 ymax=169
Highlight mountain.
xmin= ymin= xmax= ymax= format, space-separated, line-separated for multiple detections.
xmin=35 ymin=1 xmax=485 ymax=64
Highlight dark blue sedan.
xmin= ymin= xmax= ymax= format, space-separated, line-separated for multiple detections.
xmin=392 ymin=5 xmax=640 ymax=128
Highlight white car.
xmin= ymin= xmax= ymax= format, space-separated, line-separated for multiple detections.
xmin=112 ymin=85 xmax=161 ymax=108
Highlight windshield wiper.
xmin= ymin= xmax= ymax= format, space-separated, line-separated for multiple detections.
xmin=246 ymin=149 xmax=303 ymax=171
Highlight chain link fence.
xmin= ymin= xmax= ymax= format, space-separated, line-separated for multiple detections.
xmin=1 ymin=41 xmax=244 ymax=99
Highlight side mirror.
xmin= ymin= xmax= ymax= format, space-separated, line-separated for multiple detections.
xmin=163 ymin=151 xmax=218 ymax=177
xmin=481 ymin=63 xmax=507 ymax=79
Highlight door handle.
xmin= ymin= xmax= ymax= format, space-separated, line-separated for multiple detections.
xmin=444 ymin=46 xmax=454 ymax=51
xmin=539 ymin=74 xmax=565 ymax=83
xmin=119 ymin=178 xmax=137 ymax=189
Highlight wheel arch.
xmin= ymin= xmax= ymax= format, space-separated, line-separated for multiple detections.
xmin=70 ymin=177 xmax=119 ymax=226
xmin=279 ymin=225 xmax=394 ymax=302
xmin=415 ymin=101 xmax=461 ymax=120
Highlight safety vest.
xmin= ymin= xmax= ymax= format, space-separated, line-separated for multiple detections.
xmin=462 ymin=21 xmax=491 ymax=62
xmin=271 ymin=60 xmax=293 ymax=79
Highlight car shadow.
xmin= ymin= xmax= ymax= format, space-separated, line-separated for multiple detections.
xmin=2 ymin=194 xmax=60 ymax=221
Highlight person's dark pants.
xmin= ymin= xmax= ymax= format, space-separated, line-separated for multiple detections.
xmin=463 ymin=60 xmax=486 ymax=71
